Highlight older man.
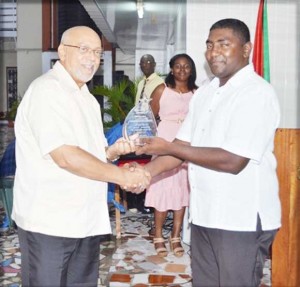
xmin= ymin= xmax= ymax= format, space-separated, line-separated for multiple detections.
xmin=13 ymin=26 xmax=150 ymax=287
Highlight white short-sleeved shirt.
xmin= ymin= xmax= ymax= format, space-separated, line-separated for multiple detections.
xmin=176 ymin=64 xmax=281 ymax=232
xmin=12 ymin=61 xmax=112 ymax=238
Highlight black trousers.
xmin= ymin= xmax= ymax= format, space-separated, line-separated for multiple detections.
xmin=17 ymin=226 xmax=101 ymax=287
xmin=191 ymin=216 xmax=277 ymax=287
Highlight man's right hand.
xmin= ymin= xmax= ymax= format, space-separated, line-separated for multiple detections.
xmin=135 ymin=137 xmax=171 ymax=156
xmin=120 ymin=163 xmax=151 ymax=193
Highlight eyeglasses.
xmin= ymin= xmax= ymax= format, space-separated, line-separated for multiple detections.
xmin=140 ymin=60 xmax=154 ymax=66
xmin=63 ymin=44 xmax=102 ymax=58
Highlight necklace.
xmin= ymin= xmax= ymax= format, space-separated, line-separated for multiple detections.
xmin=174 ymin=88 xmax=188 ymax=94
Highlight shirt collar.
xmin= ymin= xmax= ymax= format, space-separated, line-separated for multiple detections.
xmin=53 ymin=61 xmax=89 ymax=94
xmin=210 ymin=63 xmax=254 ymax=88
xmin=228 ymin=63 xmax=254 ymax=87
xmin=144 ymin=72 xmax=158 ymax=81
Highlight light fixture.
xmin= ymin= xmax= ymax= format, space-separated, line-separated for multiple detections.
xmin=136 ymin=0 xmax=144 ymax=19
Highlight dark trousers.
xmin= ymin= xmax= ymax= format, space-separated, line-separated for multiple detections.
xmin=17 ymin=226 xmax=101 ymax=287
xmin=191 ymin=216 xmax=277 ymax=287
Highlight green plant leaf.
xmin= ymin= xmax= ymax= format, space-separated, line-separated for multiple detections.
xmin=91 ymin=79 xmax=136 ymax=128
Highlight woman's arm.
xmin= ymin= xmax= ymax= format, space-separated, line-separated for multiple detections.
xmin=150 ymin=83 xmax=165 ymax=117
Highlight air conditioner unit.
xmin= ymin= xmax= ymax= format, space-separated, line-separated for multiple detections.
xmin=0 ymin=2 xmax=17 ymax=38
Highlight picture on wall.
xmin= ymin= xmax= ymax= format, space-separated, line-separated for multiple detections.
xmin=6 ymin=67 xmax=18 ymax=110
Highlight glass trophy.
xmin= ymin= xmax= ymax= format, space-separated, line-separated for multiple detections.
xmin=123 ymin=97 xmax=158 ymax=145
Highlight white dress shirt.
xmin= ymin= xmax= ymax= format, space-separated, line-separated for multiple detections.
xmin=13 ymin=61 xmax=111 ymax=238
xmin=176 ymin=64 xmax=281 ymax=231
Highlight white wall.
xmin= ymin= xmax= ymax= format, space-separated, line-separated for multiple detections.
xmin=115 ymin=49 xmax=136 ymax=81
xmin=186 ymin=0 xmax=299 ymax=128
xmin=17 ymin=1 xmax=43 ymax=97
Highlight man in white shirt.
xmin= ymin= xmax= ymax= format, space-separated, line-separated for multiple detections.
xmin=13 ymin=26 xmax=150 ymax=287
xmin=135 ymin=54 xmax=164 ymax=105
xmin=134 ymin=18 xmax=281 ymax=287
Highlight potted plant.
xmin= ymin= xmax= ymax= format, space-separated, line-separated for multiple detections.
xmin=92 ymin=79 xmax=137 ymax=130
xmin=7 ymin=98 xmax=21 ymax=127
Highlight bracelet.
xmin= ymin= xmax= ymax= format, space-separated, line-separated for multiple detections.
xmin=109 ymin=155 xmax=120 ymax=162
xmin=106 ymin=148 xmax=120 ymax=162
xmin=107 ymin=150 xmax=120 ymax=162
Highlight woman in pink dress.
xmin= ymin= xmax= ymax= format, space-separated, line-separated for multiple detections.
xmin=146 ymin=54 xmax=198 ymax=257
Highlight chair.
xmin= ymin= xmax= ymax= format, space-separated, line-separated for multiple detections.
xmin=0 ymin=177 xmax=14 ymax=229
xmin=0 ymin=139 xmax=16 ymax=229
xmin=0 ymin=139 xmax=16 ymax=178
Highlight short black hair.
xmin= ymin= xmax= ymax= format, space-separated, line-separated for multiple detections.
xmin=210 ymin=18 xmax=250 ymax=44
xmin=165 ymin=53 xmax=198 ymax=91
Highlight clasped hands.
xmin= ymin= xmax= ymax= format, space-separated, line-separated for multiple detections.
xmin=121 ymin=136 xmax=171 ymax=193
xmin=121 ymin=162 xmax=150 ymax=194
xmin=107 ymin=135 xmax=169 ymax=193
xmin=106 ymin=135 xmax=151 ymax=193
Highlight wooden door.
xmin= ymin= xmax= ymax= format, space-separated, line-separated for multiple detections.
xmin=272 ymin=128 xmax=300 ymax=286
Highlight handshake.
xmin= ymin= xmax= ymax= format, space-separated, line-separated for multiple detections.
xmin=106 ymin=135 xmax=152 ymax=194
xmin=120 ymin=162 xmax=151 ymax=194
xmin=107 ymin=134 xmax=169 ymax=193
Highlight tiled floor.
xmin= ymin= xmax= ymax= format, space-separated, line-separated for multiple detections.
xmin=0 ymin=207 xmax=271 ymax=287
xmin=0 ymin=209 xmax=193 ymax=287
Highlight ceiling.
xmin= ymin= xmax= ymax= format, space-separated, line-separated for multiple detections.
xmin=79 ymin=0 xmax=186 ymax=55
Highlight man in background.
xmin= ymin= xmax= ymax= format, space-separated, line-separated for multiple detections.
xmin=128 ymin=55 xmax=164 ymax=214
xmin=135 ymin=54 xmax=164 ymax=105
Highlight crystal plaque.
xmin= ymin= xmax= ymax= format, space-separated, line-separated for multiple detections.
xmin=123 ymin=97 xmax=158 ymax=145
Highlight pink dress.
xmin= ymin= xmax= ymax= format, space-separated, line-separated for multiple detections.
xmin=145 ymin=87 xmax=193 ymax=212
